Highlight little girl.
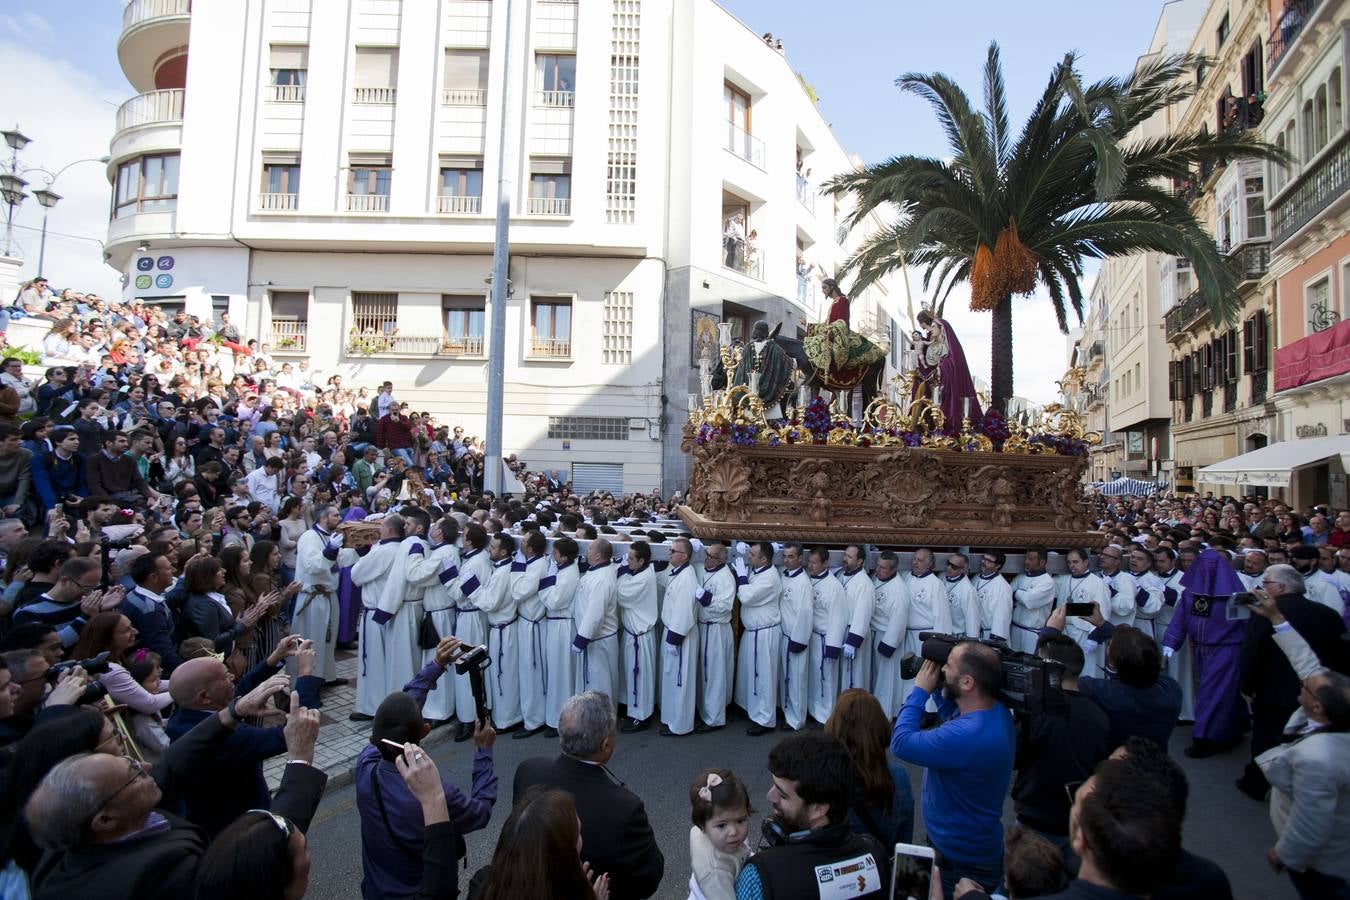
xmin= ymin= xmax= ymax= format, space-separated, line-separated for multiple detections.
xmin=124 ymin=650 xmax=171 ymax=763
xmin=688 ymin=768 xmax=752 ymax=900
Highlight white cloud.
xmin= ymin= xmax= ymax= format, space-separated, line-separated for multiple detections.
xmin=0 ymin=38 xmax=123 ymax=298
xmin=18 ymin=11 xmax=55 ymax=38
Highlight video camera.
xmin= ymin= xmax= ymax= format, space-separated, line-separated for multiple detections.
xmin=899 ymin=633 xmax=1065 ymax=716
xmin=46 ymin=651 xmax=113 ymax=705
xmin=447 ymin=643 xmax=491 ymax=724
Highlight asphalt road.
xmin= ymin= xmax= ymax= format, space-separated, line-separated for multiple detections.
xmin=303 ymin=719 xmax=1295 ymax=900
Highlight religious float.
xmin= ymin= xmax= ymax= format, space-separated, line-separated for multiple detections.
xmin=678 ymin=326 xmax=1105 ymax=550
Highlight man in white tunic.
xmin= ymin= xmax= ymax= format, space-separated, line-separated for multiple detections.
xmin=943 ymin=553 xmax=982 ymax=638
xmin=807 ymin=546 xmax=849 ymax=725
xmin=660 ymin=537 xmax=701 ymax=736
xmin=615 ymin=540 xmax=660 ymax=733
xmin=448 ymin=522 xmax=493 ymax=742
xmin=371 ymin=506 xmax=431 ymax=719
xmin=349 ymin=514 xmax=406 ymax=719
xmin=972 ymin=551 xmax=1014 ymax=642
xmin=1291 ymin=545 xmax=1346 ymax=615
xmin=1236 ymin=549 xmax=1267 ymax=592
xmin=838 ymin=544 xmax=875 ymax=693
xmin=538 ymin=536 xmax=582 ymax=735
xmin=1010 ymin=549 xmax=1056 ymax=654
xmin=291 ymin=504 xmax=358 ymax=683
xmin=696 ymin=542 xmax=736 ymax=732
xmin=902 ymin=549 xmax=954 ymax=704
xmin=778 ymin=543 xmax=813 ymax=732
xmin=572 ymin=537 xmax=620 ymax=699
xmin=870 ymin=550 xmax=910 ymax=718
xmin=733 ymin=541 xmax=781 ymax=736
xmin=1127 ymin=545 xmax=1165 ymax=636
xmin=1064 ymin=548 xmax=1113 ymax=676
xmin=405 ymin=515 xmax=461 ymax=723
xmin=1097 ymin=545 xmax=1139 ymax=630
xmin=511 ymin=530 xmax=551 ymax=737
xmin=460 ymin=532 xmax=521 ymax=730
xmin=1151 ymin=547 xmax=1193 ymax=721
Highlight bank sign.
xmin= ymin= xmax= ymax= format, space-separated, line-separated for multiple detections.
xmin=133 ymin=256 xmax=175 ymax=291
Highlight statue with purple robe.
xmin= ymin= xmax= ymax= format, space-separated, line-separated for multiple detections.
xmin=911 ymin=308 xmax=983 ymax=426
xmin=1162 ymin=549 xmax=1249 ymax=758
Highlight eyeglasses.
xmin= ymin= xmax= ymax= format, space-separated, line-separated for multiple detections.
xmin=95 ymin=756 xmax=149 ymax=814
xmin=1065 ymin=780 xmax=1085 ymax=805
xmin=247 ymin=809 xmax=294 ymax=838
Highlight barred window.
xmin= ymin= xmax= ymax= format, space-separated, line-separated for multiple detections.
xmin=547 ymin=416 xmax=628 ymax=440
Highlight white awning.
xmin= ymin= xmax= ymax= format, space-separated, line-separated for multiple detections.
xmin=1197 ymin=435 xmax=1350 ymax=487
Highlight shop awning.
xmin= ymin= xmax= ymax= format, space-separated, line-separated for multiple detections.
xmin=1197 ymin=435 xmax=1350 ymax=487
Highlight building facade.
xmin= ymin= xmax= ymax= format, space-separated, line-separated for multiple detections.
xmin=106 ymin=0 xmax=897 ymax=495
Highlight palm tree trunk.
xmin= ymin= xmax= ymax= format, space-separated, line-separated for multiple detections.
xmin=990 ymin=293 xmax=1013 ymax=414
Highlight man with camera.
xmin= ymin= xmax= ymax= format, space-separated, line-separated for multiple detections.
xmin=890 ymin=640 xmax=1014 ymax=898
xmin=736 ymin=731 xmax=890 ymax=899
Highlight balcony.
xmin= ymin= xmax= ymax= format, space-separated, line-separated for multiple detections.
xmin=723 ymin=242 xmax=764 ymax=281
xmin=441 ymin=336 xmax=484 ymax=356
xmin=1274 ymin=315 xmax=1350 ymax=393
xmin=1225 ymin=239 xmax=1270 ymax=283
xmin=795 ymin=175 xmax=816 ymax=213
xmin=119 ymin=0 xmax=191 ymax=92
xmin=114 ymin=89 xmax=184 ymax=137
xmin=1164 ymin=289 xmax=1209 ymax=340
xmin=527 ymin=197 xmax=570 ymax=216
xmin=1251 ymin=368 xmax=1269 ymax=405
xmin=1269 ymin=0 xmax=1325 ymax=77
xmin=796 ymin=275 xmax=812 ymax=307
xmin=529 ymin=338 xmax=572 ymax=358
xmin=1089 ymin=339 xmax=1104 ymax=360
xmin=269 ymin=320 xmax=307 ymax=353
xmin=725 ymin=121 xmax=765 ymax=170
xmin=347 ymin=194 xmax=390 ymax=212
xmin=535 ymin=90 xmax=574 ymax=108
xmin=353 ymin=87 xmax=397 ymax=105
xmin=269 ymin=84 xmax=306 ymax=103
xmin=442 ymin=89 xmax=486 ymax=106
xmin=346 ymin=333 xmax=443 ymax=356
xmin=437 ymin=194 xmax=482 ymax=214
xmin=258 ymin=192 xmax=298 ymax=211
xmin=1271 ymin=130 xmax=1350 ymax=246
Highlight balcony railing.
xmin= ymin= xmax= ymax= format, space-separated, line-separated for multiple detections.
xmin=1226 ymin=239 xmax=1270 ymax=282
xmin=1089 ymin=339 xmax=1104 ymax=360
xmin=346 ymin=333 xmax=443 ymax=356
xmin=115 ymin=88 xmax=184 ymax=133
xmin=269 ymin=320 xmax=307 ymax=353
xmin=123 ymin=0 xmax=190 ymax=31
xmin=1269 ymin=0 xmax=1323 ymax=73
xmin=269 ymin=84 xmax=306 ymax=103
xmin=536 ymin=90 xmax=574 ymax=108
xmin=347 ymin=193 xmax=390 ymax=212
xmin=725 ymin=120 xmax=765 ymax=169
xmin=1164 ymin=289 xmax=1209 ymax=339
xmin=441 ymin=336 xmax=484 ymax=356
xmin=442 ymin=89 xmax=486 ymax=106
xmin=258 ymin=192 xmax=298 ymax=211
xmin=723 ymin=241 xmax=764 ymax=281
xmin=437 ymin=194 xmax=482 ymax=214
xmin=352 ymin=87 xmax=397 ymax=104
xmin=795 ymin=175 xmax=816 ymax=213
xmin=796 ymin=275 xmax=811 ymax=306
xmin=1251 ymin=368 xmax=1269 ymax=405
xmin=1272 ymin=130 xmax=1350 ymax=246
xmin=527 ymin=197 xmax=570 ymax=215
xmin=529 ymin=338 xmax=572 ymax=357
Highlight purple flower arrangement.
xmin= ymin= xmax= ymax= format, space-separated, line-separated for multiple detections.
xmin=803 ymin=398 xmax=832 ymax=443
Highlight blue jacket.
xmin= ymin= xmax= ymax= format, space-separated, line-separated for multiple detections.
xmin=119 ymin=587 xmax=185 ymax=673
xmin=31 ymin=449 xmax=88 ymax=510
xmin=164 ymin=659 xmax=322 ymax=837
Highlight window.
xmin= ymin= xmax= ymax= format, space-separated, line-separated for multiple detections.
xmin=1244 ymin=173 xmax=1266 ymax=239
xmin=1134 ymin=363 xmax=1141 ymax=393
xmin=1306 ymin=274 xmax=1334 ymax=336
xmin=260 ymin=153 xmax=300 ymax=210
xmin=270 ymin=291 xmax=308 ymax=352
xmin=353 ymin=47 xmax=398 ymax=104
xmin=1216 ymin=13 xmax=1229 ymax=49
xmin=530 ymin=297 xmax=572 ymax=357
xmin=548 ymin=417 xmax=627 ymax=441
xmin=1243 ymin=311 xmax=1270 ymax=373
xmin=1241 ymin=40 xmax=1263 ymax=96
xmin=535 ymin=53 xmax=575 ymax=106
xmin=438 ymin=158 xmax=483 ymax=213
xmin=443 ymin=50 xmax=488 ymax=105
xmin=1331 ymin=68 xmax=1344 ymax=138
xmin=528 ymin=158 xmax=571 ymax=215
xmin=602 ymin=290 xmax=634 ymax=364
xmin=269 ymin=45 xmax=307 ymax=101
xmin=723 ymin=81 xmax=762 ymax=167
xmin=348 ymin=155 xmax=391 ymax=211
xmin=442 ymin=295 xmax=485 ymax=354
xmin=113 ymin=153 xmax=180 ymax=218
xmin=1315 ymin=84 xmax=1330 ymax=152
xmin=351 ymin=292 xmax=398 ymax=340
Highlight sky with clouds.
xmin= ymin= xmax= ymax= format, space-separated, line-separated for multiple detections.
xmin=7 ymin=0 xmax=1159 ymax=403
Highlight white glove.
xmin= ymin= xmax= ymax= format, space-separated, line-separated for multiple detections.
xmin=734 ymin=558 xmax=748 ymax=578
xmin=325 ymin=532 xmax=344 ymax=550
xmin=735 ymin=541 xmax=750 ymax=558
xmin=689 ymin=538 xmax=705 ymax=555
xmin=1161 ymin=646 xmax=1174 ymax=659
xmin=772 ymin=542 xmax=783 ymax=555
xmin=843 ymin=644 xmax=856 ymax=660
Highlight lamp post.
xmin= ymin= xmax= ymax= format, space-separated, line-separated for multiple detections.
xmin=28 ymin=156 xmax=110 ymax=278
xmin=0 ymin=124 xmax=109 ymax=274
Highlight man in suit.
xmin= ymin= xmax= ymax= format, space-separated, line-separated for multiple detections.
xmin=512 ymin=690 xmax=664 ymax=899
xmin=1237 ymin=563 xmax=1348 ymax=800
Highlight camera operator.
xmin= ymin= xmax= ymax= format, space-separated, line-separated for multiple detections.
xmin=890 ymin=641 xmax=1014 ymax=898
xmin=1011 ymin=635 xmax=1112 ymax=865
xmin=736 ymin=731 xmax=890 ymax=899
xmin=0 ymin=650 xmax=97 ymax=746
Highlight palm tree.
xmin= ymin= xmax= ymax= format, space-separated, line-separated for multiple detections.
xmin=825 ymin=44 xmax=1282 ymax=414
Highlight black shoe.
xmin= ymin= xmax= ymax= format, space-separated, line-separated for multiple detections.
xmin=454 ymin=722 xmax=474 ymax=742
xmin=512 ymin=725 xmax=546 ymax=740
xmin=324 ymin=678 xmax=347 ymax=687
xmin=694 ymin=720 xmax=723 ymax=734
xmin=778 ymin=720 xmax=797 ymax=732
xmin=746 ymin=722 xmax=774 ymax=736
xmin=495 ymin=721 xmax=522 ymax=734
xmin=1234 ymin=776 xmax=1267 ymax=801
xmin=801 ymin=718 xmax=824 ymax=731
xmin=660 ymin=724 xmax=689 ymax=737
xmin=1184 ymin=739 xmax=1218 ymax=759
xmin=348 ymin=711 xmax=373 ymax=722
xmin=542 ymin=727 xmax=559 ymax=739
xmin=620 ymin=717 xmax=652 ymax=734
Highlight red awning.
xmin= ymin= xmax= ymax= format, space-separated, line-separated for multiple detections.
xmin=1275 ymin=317 xmax=1350 ymax=393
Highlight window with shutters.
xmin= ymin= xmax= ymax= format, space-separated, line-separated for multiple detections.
xmin=443 ymin=50 xmax=488 ymax=106
xmin=437 ymin=158 xmax=483 ymax=214
xmin=354 ymin=47 xmax=399 ymax=104
xmin=348 ymin=154 xmax=392 ymax=211
xmin=351 ymin=292 xmax=398 ymax=340
xmin=1168 ymin=360 xmax=1177 ymax=401
xmin=1224 ymin=330 xmax=1239 ymax=382
xmin=548 ymin=417 xmax=628 ymax=440
xmin=269 ymin=45 xmax=308 ymax=101
xmin=528 ymin=158 xmax=572 ymax=215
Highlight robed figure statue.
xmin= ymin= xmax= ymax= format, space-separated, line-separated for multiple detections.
xmin=731 ymin=320 xmax=794 ymax=419
xmin=911 ymin=308 xmax=983 ymax=424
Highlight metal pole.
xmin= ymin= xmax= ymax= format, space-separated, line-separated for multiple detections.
xmin=2 ymin=201 xmax=12 ymax=258
xmin=484 ymin=0 xmax=514 ymax=497
xmin=37 ymin=209 xmax=48 ymax=277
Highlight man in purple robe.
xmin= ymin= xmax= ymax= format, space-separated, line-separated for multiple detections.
xmin=912 ymin=308 xmax=982 ymax=425
xmin=1162 ymin=549 xmax=1248 ymax=758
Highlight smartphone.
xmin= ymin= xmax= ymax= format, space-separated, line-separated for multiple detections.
xmin=1065 ymin=602 xmax=1095 ymax=617
xmin=890 ymin=843 xmax=934 ymax=900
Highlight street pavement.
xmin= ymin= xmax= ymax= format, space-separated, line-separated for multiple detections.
xmin=298 ymin=703 xmax=1296 ymax=900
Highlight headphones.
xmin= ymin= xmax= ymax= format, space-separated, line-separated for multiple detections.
xmin=760 ymin=816 xmax=814 ymax=848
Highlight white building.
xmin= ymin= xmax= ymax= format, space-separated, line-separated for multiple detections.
xmin=106 ymin=0 xmax=898 ymax=495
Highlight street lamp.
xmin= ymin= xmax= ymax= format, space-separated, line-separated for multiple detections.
xmin=0 ymin=123 xmax=109 ymax=273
